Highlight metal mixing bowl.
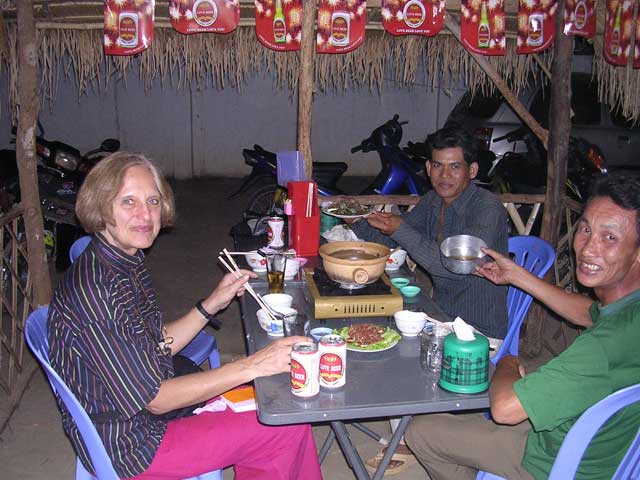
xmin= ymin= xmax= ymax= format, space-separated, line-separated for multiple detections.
xmin=440 ymin=235 xmax=488 ymax=274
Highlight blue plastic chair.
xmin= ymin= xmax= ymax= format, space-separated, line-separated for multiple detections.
xmin=25 ymin=307 xmax=222 ymax=480
xmin=69 ymin=235 xmax=220 ymax=369
xmin=68 ymin=235 xmax=92 ymax=264
xmin=492 ymin=235 xmax=555 ymax=364
xmin=476 ymin=383 xmax=640 ymax=480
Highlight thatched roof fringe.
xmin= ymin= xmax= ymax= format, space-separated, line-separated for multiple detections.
xmin=1 ymin=25 xmax=638 ymax=122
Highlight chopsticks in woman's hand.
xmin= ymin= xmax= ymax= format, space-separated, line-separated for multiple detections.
xmin=218 ymin=248 xmax=279 ymax=322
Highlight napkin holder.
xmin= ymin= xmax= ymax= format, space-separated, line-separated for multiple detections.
xmin=287 ymin=181 xmax=320 ymax=256
xmin=438 ymin=318 xmax=490 ymax=394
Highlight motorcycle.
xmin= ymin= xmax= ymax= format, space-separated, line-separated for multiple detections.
xmin=0 ymin=123 xmax=120 ymax=270
xmin=233 ymin=115 xmax=431 ymax=217
xmin=487 ymin=126 xmax=607 ymax=201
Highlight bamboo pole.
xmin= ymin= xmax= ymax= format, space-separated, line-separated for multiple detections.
xmin=16 ymin=0 xmax=52 ymax=306
xmin=523 ymin=0 xmax=573 ymax=358
xmin=444 ymin=15 xmax=549 ymax=149
xmin=297 ymin=0 xmax=316 ymax=176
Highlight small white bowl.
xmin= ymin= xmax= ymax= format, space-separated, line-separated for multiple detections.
xmin=386 ymin=249 xmax=407 ymax=271
xmin=262 ymin=293 xmax=293 ymax=309
xmin=245 ymin=252 xmax=267 ymax=272
xmin=257 ymin=306 xmax=297 ymax=336
xmin=393 ymin=310 xmax=428 ymax=337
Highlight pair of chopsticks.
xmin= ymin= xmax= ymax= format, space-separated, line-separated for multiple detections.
xmin=305 ymin=182 xmax=314 ymax=217
xmin=217 ymin=248 xmax=280 ymax=322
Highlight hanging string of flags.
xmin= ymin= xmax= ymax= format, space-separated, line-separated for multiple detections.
xmin=103 ymin=0 xmax=640 ymax=68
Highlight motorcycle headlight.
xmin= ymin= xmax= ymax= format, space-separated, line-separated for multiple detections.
xmin=54 ymin=151 xmax=79 ymax=171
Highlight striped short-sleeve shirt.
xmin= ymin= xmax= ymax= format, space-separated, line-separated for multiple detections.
xmin=48 ymin=234 xmax=173 ymax=477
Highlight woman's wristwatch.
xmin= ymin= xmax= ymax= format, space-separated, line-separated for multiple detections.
xmin=195 ymin=299 xmax=222 ymax=329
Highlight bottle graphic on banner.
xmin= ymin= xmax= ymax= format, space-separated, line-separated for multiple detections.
xmin=611 ymin=4 xmax=622 ymax=56
xmin=526 ymin=13 xmax=544 ymax=46
xmin=273 ymin=0 xmax=286 ymax=44
xmin=330 ymin=12 xmax=350 ymax=46
xmin=478 ymin=0 xmax=490 ymax=48
xmin=118 ymin=12 xmax=139 ymax=48
xmin=574 ymin=0 xmax=587 ymax=29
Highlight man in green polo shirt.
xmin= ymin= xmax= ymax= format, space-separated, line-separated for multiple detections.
xmin=405 ymin=173 xmax=640 ymax=479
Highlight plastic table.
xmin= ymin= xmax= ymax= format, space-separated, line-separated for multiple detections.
xmin=240 ymin=275 xmax=490 ymax=480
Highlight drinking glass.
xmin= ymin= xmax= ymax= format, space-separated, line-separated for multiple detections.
xmin=420 ymin=325 xmax=449 ymax=373
xmin=284 ymin=313 xmax=309 ymax=337
xmin=266 ymin=254 xmax=287 ymax=293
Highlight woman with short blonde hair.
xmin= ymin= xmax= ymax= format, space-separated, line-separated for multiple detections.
xmin=75 ymin=151 xmax=175 ymax=232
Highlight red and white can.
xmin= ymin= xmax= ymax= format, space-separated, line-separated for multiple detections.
xmin=319 ymin=334 xmax=347 ymax=389
xmin=267 ymin=216 xmax=285 ymax=249
xmin=290 ymin=342 xmax=320 ymax=397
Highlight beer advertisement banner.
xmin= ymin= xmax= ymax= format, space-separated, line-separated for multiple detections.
xmin=104 ymin=0 xmax=154 ymax=56
xmin=169 ymin=0 xmax=240 ymax=35
xmin=381 ymin=0 xmax=445 ymax=37
xmin=460 ymin=0 xmax=506 ymax=55
xmin=604 ymin=0 xmax=633 ymax=66
xmin=634 ymin=12 xmax=640 ymax=68
xmin=563 ymin=0 xmax=596 ymax=38
xmin=255 ymin=0 xmax=302 ymax=51
xmin=316 ymin=0 xmax=367 ymax=54
xmin=516 ymin=0 xmax=558 ymax=54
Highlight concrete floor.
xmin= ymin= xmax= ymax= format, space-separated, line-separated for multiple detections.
xmin=0 ymin=177 xmax=428 ymax=480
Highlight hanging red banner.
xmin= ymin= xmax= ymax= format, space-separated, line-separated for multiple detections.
xmin=634 ymin=10 xmax=640 ymax=68
xmin=460 ymin=0 xmax=506 ymax=55
xmin=104 ymin=0 xmax=154 ymax=56
xmin=255 ymin=0 xmax=302 ymax=51
xmin=563 ymin=0 xmax=596 ymax=38
xmin=516 ymin=0 xmax=558 ymax=54
xmin=381 ymin=0 xmax=445 ymax=37
xmin=316 ymin=0 xmax=367 ymax=54
xmin=169 ymin=0 xmax=239 ymax=35
xmin=604 ymin=0 xmax=633 ymax=66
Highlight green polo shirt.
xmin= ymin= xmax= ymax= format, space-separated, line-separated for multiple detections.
xmin=513 ymin=289 xmax=640 ymax=479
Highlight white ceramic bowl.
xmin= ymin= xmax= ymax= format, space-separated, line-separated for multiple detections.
xmin=256 ymin=306 xmax=297 ymax=336
xmin=393 ymin=310 xmax=428 ymax=337
xmin=245 ymin=252 xmax=267 ymax=272
xmin=386 ymin=249 xmax=407 ymax=271
xmin=262 ymin=293 xmax=293 ymax=309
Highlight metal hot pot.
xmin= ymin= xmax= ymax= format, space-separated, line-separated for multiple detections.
xmin=318 ymin=241 xmax=390 ymax=289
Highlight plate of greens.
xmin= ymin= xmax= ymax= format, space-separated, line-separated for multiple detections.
xmin=333 ymin=324 xmax=401 ymax=352
xmin=322 ymin=201 xmax=373 ymax=220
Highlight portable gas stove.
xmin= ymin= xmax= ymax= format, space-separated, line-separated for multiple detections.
xmin=304 ymin=268 xmax=404 ymax=319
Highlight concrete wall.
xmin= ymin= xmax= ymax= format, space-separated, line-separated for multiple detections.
xmin=0 ymin=68 xmax=464 ymax=178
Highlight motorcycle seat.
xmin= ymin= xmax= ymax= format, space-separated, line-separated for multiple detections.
xmin=312 ymin=162 xmax=348 ymax=187
xmin=312 ymin=162 xmax=348 ymax=175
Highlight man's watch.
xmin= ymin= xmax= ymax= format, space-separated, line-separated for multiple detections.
xmin=195 ymin=299 xmax=222 ymax=329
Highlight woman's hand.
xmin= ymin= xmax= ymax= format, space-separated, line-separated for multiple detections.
xmin=203 ymin=270 xmax=258 ymax=314
xmin=474 ymin=247 xmax=520 ymax=285
xmin=245 ymin=336 xmax=308 ymax=378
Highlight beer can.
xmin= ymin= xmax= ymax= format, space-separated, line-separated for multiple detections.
xmin=291 ymin=342 xmax=320 ymax=397
xmin=267 ymin=216 xmax=285 ymax=249
xmin=319 ymin=334 xmax=347 ymax=389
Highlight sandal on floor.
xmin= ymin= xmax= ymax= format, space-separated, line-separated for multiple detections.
xmin=365 ymin=446 xmax=416 ymax=476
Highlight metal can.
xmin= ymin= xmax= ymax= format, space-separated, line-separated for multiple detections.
xmin=291 ymin=342 xmax=320 ymax=397
xmin=319 ymin=334 xmax=347 ymax=389
xmin=267 ymin=216 xmax=285 ymax=249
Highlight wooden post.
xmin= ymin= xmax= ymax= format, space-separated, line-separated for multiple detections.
xmin=522 ymin=0 xmax=573 ymax=357
xmin=445 ymin=16 xmax=549 ymax=148
xmin=16 ymin=0 xmax=52 ymax=306
xmin=0 ymin=9 xmax=9 ymax=60
xmin=297 ymin=0 xmax=316 ymax=178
